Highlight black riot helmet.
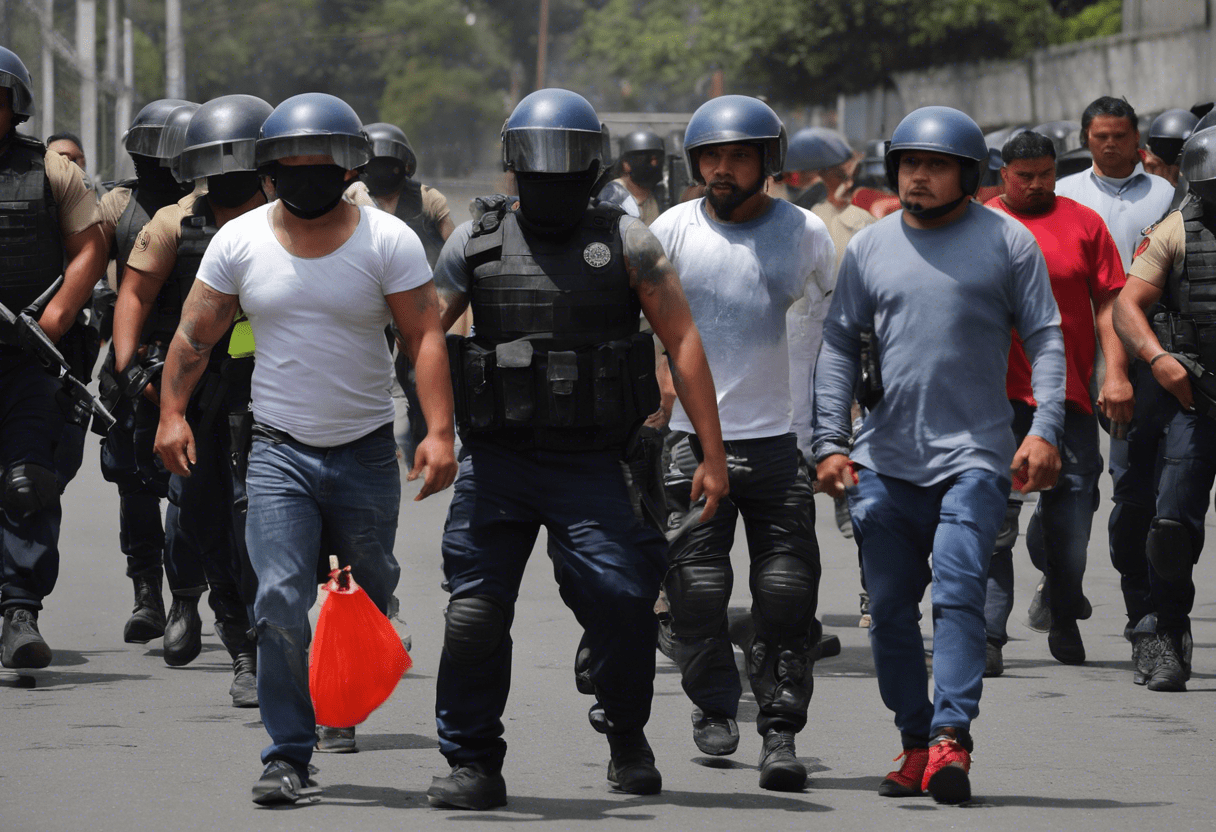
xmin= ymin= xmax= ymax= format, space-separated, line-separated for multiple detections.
xmin=124 ymin=99 xmax=195 ymax=159
xmin=853 ymin=139 xmax=889 ymax=190
xmin=1196 ymin=108 xmax=1216 ymax=135
xmin=177 ymin=95 xmax=273 ymax=182
xmin=0 ymin=46 xmax=35 ymax=125
xmin=155 ymin=102 xmax=203 ymax=176
xmin=1055 ymin=146 xmax=1093 ymax=178
xmin=785 ymin=127 xmax=851 ymax=173
xmin=620 ymin=130 xmax=664 ymax=157
xmin=1032 ymin=121 xmax=1082 ymax=157
xmin=255 ymin=93 xmax=371 ymax=170
xmin=1148 ymin=109 xmax=1200 ymax=167
xmin=1180 ymin=127 xmax=1216 ymax=206
xmin=885 ymin=106 xmax=988 ymax=218
xmin=684 ymin=95 xmax=786 ymax=183
xmin=619 ymin=130 xmax=665 ymax=188
xmin=361 ymin=122 xmax=417 ymax=198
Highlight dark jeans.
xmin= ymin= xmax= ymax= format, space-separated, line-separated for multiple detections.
xmin=663 ymin=432 xmax=820 ymax=736
xmin=849 ymin=467 xmax=1009 ymax=743
xmin=1110 ymin=361 xmax=1216 ymax=633
xmin=436 ymin=439 xmax=667 ymax=767
xmin=100 ymin=396 xmax=166 ymax=580
xmin=246 ymin=422 xmax=401 ymax=771
xmin=985 ymin=403 xmax=1102 ymax=643
xmin=0 ymin=355 xmax=66 ymax=611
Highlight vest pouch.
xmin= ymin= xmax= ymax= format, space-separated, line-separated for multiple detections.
xmin=1194 ymin=316 xmax=1216 ymax=371
xmin=625 ymin=332 xmax=661 ymax=421
xmin=545 ymin=350 xmax=579 ymax=427
xmin=592 ymin=342 xmax=627 ymax=425
xmin=454 ymin=337 xmax=498 ymax=429
xmin=1170 ymin=315 xmax=1200 ymax=356
xmin=495 ymin=339 xmax=535 ymax=425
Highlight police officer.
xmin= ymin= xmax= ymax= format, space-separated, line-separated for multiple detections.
xmin=112 ymin=95 xmax=272 ymax=706
xmin=1110 ymin=126 xmax=1216 ymax=692
xmin=598 ymin=130 xmax=666 ymax=224
xmin=0 ymin=46 xmax=108 ymax=667
xmin=428 ymin=88 xmax=728 ymax=808
xmin=1145 ymin=109 xmax=1199 ymax=186
xmin=96 ymin=99 xmax=198 ymax=647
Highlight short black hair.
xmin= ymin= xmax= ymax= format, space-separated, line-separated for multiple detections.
xmin=46 ymin=131 xmax=83 ymax=149
xmin=1002 ymin=130 xmax=1056 ymax=163
xmin=1080 ymin=96 xmax=1138 ymax=138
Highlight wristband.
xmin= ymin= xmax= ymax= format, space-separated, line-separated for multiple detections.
xmin=1149 ymin=351 xmax=1170 ymax=368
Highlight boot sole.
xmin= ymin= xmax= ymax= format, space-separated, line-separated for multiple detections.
xmin=758 ymin=764 xmax=807 ymax=792
xmin=162 ymin=638 xmax=202 ymax=667
xmin=1147 ymin=676 xmax=1186 ymax=692
xmin=426 ymin=784 xmax=507 ymax=810
xmin=608 ymin=764 xmax=662 ymax=795
xmin=1 ymin=640 xmax=52 ymax=669
xmin=927 ymin=766 xmax=971 ymax=804
xmin=878 ymin=779 xmax=923 ymax=797
xmin=124 ymin=618 xmax=166 ymax=644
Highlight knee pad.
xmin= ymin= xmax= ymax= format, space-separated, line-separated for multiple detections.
xmin=443 ymin=596 xmax=507 ymax=665
xmin=1146 ymin=518 xmax=1194 ymax=583
xmin=753 ymin=555 xmax=816 ymax=630
xmin=2 ymin=463 xmax=60 ymax=518
xmin=664 ymin=562 xmax=731 ymax=638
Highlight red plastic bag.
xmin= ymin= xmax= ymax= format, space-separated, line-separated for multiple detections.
xmin=309 ymin=560 xmax=412 ymax=728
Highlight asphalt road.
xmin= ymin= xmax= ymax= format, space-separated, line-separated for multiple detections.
xmin=1 ymin=431 xmax=1213 ymax=831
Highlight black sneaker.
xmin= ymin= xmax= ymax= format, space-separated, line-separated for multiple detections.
xmin=1 ymin=608 xmax=52 ymax=669
xmin=983 ymin=639 xmax=1003 ymax=678
xmin=607 ymin=728 xmax=662 ymax=795
xmin=427 ymin=761 xmax=507 ymax=810
xmin=1146 ymin=632 xmax=1187 ymax=692
xmin=758 ymin=730 xmax=807 ymax=791
xmin=251 ymin=759 xmax=319 ymax=805
xmin=691 ymin=707 xmax=739 ymax=755
xmin=162 ymin=594 xmax=202 ymax=667
xmin=1048 ymin=620 xmax=1085 ymax=665
xmin=230 ymin=651 xmax=258 ymax=708
xmin=123 ymin=573 xmax=166 ymax=644
xmin=1131 ymin=631 xmax=1158 ymax=686
xmin=314 ymin=725 xmax=357 ymax=753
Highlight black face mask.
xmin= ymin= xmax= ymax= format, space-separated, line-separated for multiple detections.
xmin=132 ymin=154 xmax=190 ymax=196
xmin=626 ymin=154 xmax=664 ymax=189
xmin=271 ymin=162 xmax=350 ymax=220
xmin=515 ymin=168 xmax=599 ymax=235
xmin=206 ymin=171 xmax=264 ymax=209
xmin=362 ymin=158 xmax=407 ymax=198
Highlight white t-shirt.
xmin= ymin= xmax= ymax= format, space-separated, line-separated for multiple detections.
xmin=650 ymin=198 xmax=835 ymax=443
xmin=197 ymin=203 xmax=432 ymax=446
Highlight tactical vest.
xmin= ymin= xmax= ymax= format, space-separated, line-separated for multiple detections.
xmin=448 ymin=199 xmax=659 ymax=451
xmin=113 ymin=180 xmax=188 ymax=285
xmin=1156 ymin=198 xmax=1216 ymax=373
xmin=394 ymin=179 xmax=444 ymax=267
xmin=0 ymin=136 xmax=62 ymax=341
xmin=145 ymin=198 xmax=221 ymax=349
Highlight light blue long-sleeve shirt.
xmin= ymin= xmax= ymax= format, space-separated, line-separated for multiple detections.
xmin=812 ymin=202 xmax=1066 ymax=487
xmin=1055 ymin=165 xmax=1175 ymax=269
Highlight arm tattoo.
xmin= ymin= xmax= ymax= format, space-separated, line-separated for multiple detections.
xmin=438 ymin=286 xmax=470 ymax=332
xmin=624 ymin=221 xmax=676 ymax=289
xmin=166 ymin=284 xmax=237 ymax=398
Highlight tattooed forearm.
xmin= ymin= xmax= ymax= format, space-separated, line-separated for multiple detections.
xmin=438 ymin=286 xmax=470 ymax=333
xmin=159 ymin=282 xmax=239 ymax=415
xmin=624 ymin=220 xmax=677 ymax=290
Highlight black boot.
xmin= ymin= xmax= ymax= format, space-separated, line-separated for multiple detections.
xmin=123 ymin=570 xmax=166 ymax=644
xmin=1147 ymin=631 xmax=1187 ymax=692
xmin=606 ymin=728 xmax=662 ymax=795
xmin=1 ymin=607 xmax=52 ymax=669
xmin=230 ymin=651 xmax=258 ymax=708
xmin=427 ymin=761 xmax=507 ymax=810
xmin=163 ymin=593 xmax=202 ymax=667
xmin=758 ymin=730 xmax=807 ymax=791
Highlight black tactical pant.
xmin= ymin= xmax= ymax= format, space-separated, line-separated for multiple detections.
xmin=663 ymin=431 xmax=821 ymax=735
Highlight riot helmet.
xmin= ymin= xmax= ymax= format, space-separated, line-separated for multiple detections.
xmin=984 ymin=125 xmax=1030 ymax=153
xmin=884 ymin=106 xmax=988 ymax=219
xmin=123 ymin=98 xmax=194 ymax=158
xmin=1032 ymin=121 xmax=1081 ymax=157
xmin=683 ymin=95 xmax=786 ymax=183
xmin=502 ymin=89 xmax=603 ymax=234
xmin=619 ymin=130 xmax=665 ymax=189
xmin=1055 ymin=146 xmax=1093 ymax=178
xmin=178 ymin=94 xmax=273 ymax=208
xmin=0 ymin=47 xmax=35 ymax=126
xmin=979 ymin=146 xmax=1005 ymax=189
xmin=1191 ymin=107 xmax=1216 ymax=137
xmin=1180 ymin=127 xmax=1216 ymax=206
xmin=853 ymin=140 xmax=889 ymax=190
xmin=361 ymin=122 xmax=417 ymax=198
xmin=785 ymin=127 xmax=852 ymax=173
xmin=155 ymin=102 xmax=203 ymax=173
xmin=1148 ymin=109 xmax=1200 ymax=167
xmin=620 ymin=130 xmax=664 ymax=157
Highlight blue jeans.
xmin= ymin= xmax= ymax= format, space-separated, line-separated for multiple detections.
xmin=245 ymin=422 xmax=401 ymax=771
xmin=436 ymin=439 xmax=667 ymax=767
xmin=848 ymin=467 xmax=1010 ymax=745
xmin=985 ymin=404 xmax=1102 ymax=643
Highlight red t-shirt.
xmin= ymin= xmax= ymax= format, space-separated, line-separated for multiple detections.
xmin=985 ymin=194 xmax=1126 ymax=415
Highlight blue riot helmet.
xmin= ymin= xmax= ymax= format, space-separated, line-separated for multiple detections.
xmin=361 ymin=122 xmax=416 ymax=197
xmin=154 ymin=102 xmax=202 ymax=177
xmin=503 ymin=89 xmax=604 ymax=233
xmin=1181 ymin=127 xmax=1216 ymax=206
xmin=785 ymin=127 xmax=851 ymax=173
xmin=123 ymin=98 xmax=194 ymax=158
xmin=1033 ymin=121 xmax=1082 ymax=158
xmin=619 ymin=130 xmax=665 ymax=188
xmin=620 ymin=129 xmax=664 ymax=157
xmin=0 ymin=46 xmax=35 ymax=125
xmin=884 ymin=106 xmax=988 ymax=217
xmin=178 ymin=94 xmax=273 ymax=208
xmin=1149 ymin=109 xmax=1200 ymax=167
xmin=683 ymin=95 xmax=786 ymax=183
xmin=255 ymin=93 xmax=371 ymax=170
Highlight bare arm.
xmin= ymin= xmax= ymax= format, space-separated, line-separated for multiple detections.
xmin=386 ymin=282 xmax=458 ymax=499
xmin=437 ymin=286 xmax=470 ymax=334
xmin=625 ymin=220 xmax=727 ymax=520
xmin=37 ymin=224 xmax=107 ymax=343
xmin=1094 ymin=288 xmax=1134 ymax=429
xmin=112 ymin=264 xmax=170 ymax=373
xmin=1114 ymin=275 xmax=1193 ymax=409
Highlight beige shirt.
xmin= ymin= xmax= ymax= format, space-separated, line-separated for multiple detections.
xmin=344 ymin=180 xmax=452 ymax=227
xmin=97 ymin=185 xmax=132 ymax=242
xmin=1127 ymin=210 xmax=1185 ymax=289
xmin=615 ymin=177 xmax=661 ymax=225
xmin=811 ymin=200 xmax=877 ymax=272
xmin=125 ymin=192 xmax=202 ymax=276
xmin=43 ymin=148 xmax=100 ymax=237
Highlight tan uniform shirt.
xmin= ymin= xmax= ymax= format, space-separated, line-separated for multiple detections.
xmin=125 ymin=192 xmax=202 ymax=276
xmin=97 ymin=185 xmax=132 ymax=242
xmin=811 ymin=200 xmax=877 ymax=272
xmin=44 ymin=148 xmax=100 ymax=237
xmin=1127 ymin=210 xmax=1185 ymax=288
xmin=614 ymin=176 xmax=661 ymax=225
xmin=344 ymin=180 xmax=452 ymax=227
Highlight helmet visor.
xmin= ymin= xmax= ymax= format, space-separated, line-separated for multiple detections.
xmin=0 ymin=71 xmax=33 ymax=118
xmin=254 ymin=134 xmax=371 ymax=170
xmin=123 ymin=125 xmax=164 ymax=157
xmin=177 ymin=138 xmax=259 ymax=182
xmin=504 ymin=127 xmax=601 ymax=173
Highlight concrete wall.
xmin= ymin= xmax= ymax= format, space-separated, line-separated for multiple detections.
xmin=1124 ymin=0 xmax=1209 ymax=35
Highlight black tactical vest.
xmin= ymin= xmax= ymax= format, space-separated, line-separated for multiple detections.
xmin=1169 ymin=197 xmax=1216 ymax=316
xmin=145 ymin=197 xmax=219 ymax=345
xmin=0 ymin=136 xmax=63 ymax=331
xmin=394 ymin=179 xmax=444 ymax=267
xmin=449 ymin=199 xmax=659 ymax=451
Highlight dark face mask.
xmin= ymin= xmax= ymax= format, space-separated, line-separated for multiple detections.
xmin=132 ymin=154 xmax=190 ymax=195
xmin=515 ymin=168 xmax=599 ymax=234
xmin=362 ymin=157 xmax=407 ymax=198
xmin=626 ymin=153 xmax=664 ymax=189
xmin=271 ymin=162 xmax=350 ymax=220
xmin=206 ymin=171 xmax=264 ymax=209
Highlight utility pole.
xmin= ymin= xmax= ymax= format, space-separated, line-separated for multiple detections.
xmin=536 ymin=0 xmax=549 ymax=90
xmin=105 ymin=0 xmax=118 ymax=83
xmin=77 ymin=0 xmax=97 ymax=170
xmin=165 ymin=0 xmax=185 ymax=99
xmin=115 ymin=16 xmax=134 ymax=178
xmin=40 ymin=0 xmax=54 ymax=140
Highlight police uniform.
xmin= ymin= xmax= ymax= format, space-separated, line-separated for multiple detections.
xmin=432 ymin=200 xmax=667 ymax=773
xmin=0 ymin=137 xmax=101 ymax=619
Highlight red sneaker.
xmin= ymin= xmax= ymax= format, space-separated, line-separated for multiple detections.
xmin=878 ymin=747 xmax=928 ymax=797
xmin=922 ymin=734 xmax=971 ymax=804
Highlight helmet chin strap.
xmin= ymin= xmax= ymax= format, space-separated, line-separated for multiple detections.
xmin=902 ymin=193 xmax=969 ymax=220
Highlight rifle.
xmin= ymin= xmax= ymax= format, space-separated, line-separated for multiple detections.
xmin=0 ymin=277 xmax=117 ymax=432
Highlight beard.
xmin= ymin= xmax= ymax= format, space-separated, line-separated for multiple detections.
xmin=705 ymin=177 xmax=763 ymax=220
